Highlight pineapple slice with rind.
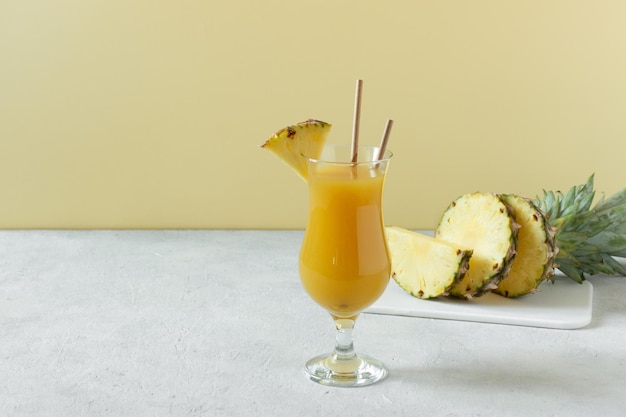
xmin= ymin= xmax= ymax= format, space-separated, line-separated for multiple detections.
xmin=436 ymin=193 xmax=519 ymax=298
xmin=260 ymin=119 xmax=331 ymax=181
xmin=386 ymin=227 xmax=473 ymax=299
xmin=492 ymin=195 xmax=557 ymax=298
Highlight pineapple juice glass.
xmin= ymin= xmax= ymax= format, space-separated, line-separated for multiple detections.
xmin=299 ymin=144 xmax=392 ymax=387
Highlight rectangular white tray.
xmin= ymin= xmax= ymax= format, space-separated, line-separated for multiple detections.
xmin=365 ymin=276 xmax=593 ymax=330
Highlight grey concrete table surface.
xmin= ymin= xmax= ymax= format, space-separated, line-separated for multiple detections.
xmin=1 ymin=230 xmax=625 ymax=417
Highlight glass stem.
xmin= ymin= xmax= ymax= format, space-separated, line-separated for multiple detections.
xmin=329 ymin=318 xmax=360 ymax=373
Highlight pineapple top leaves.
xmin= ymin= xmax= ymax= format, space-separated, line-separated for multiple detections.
xmin=535 ymin=174 xmax=626 ymax=283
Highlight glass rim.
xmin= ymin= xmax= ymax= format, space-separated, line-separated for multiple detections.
xmin=303 ymin=144 xmax=393 ymax=165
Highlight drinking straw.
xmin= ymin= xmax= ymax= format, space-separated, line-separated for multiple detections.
xmin=377 ymin=119 xmax=394 ymax=161
xmin=351 ymin=79 xmax=363 ymax=163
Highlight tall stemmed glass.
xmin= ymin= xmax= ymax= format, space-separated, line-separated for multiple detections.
xmin=299 ymin=144 xmax=392 ymax=387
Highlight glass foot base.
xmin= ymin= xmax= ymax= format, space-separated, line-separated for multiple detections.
xmin=304 ymin=353 xmax=388 ymax=387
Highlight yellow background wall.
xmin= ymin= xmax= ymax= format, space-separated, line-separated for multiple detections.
xmin=1 ymin=0 xmax=624 ymax=229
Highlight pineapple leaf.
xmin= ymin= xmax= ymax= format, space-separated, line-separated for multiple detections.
xmin=594 ymin=186 xmax=626 ymax=212
xmin=556 ymin=260 xmax=585 ymax=283
xmin=588 ymin=231 xmax=626 ymax=258
xmin=539 ymin=190 xmax=557 ymax=218
xmin=537 ymin=174 xmax=626 ymax=281
xmin=601 ymin=254 xmax=626 ymax=276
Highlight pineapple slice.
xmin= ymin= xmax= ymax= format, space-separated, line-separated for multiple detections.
xmin=260 ymin=119 xmax=331 ymax=181
xmin=493 ymin=195 xmax=557 ymax=298
xmin=435 ymin=193 xmax=519 ymax=298
xmin=386 ymin=227 xmax=473 ymax=299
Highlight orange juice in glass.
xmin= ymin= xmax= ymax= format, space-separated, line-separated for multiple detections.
xmin=299 ymin=144 xmax=392 ymax=387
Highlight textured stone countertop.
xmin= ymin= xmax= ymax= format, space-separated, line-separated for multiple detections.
xmin=2 ymin=230 xmax=626 ymax=417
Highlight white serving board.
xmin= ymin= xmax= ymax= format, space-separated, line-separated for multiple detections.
xmin=365 ymin=277 xmax=593 ymax=330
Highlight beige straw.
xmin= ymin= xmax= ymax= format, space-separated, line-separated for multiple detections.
xmin=376 ymin=119 xmax=394 ymax=161
xmin=351 ymin=79 xmax=363 ymax=163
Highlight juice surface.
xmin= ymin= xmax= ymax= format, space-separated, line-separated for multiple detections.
xmin=299 ymin=164 xmax=391 ymax=319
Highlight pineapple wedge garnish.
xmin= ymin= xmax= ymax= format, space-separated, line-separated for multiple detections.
xmin=386 ymin=227 xmax=473 ymax=299
xmin=260 ymin=119 xmax=331 ymax=181
xmin=435 ymin=193 xmax=519 ymax=298
xmin=493 ymin=195 xmax=557 ymax=298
